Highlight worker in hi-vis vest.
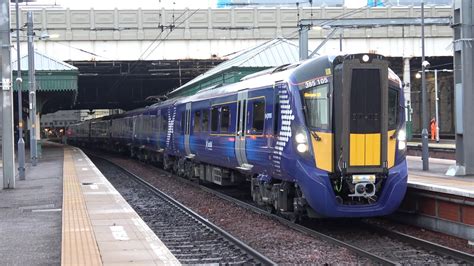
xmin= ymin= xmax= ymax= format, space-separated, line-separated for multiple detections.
xmin=430 ymin=118 xmax=437 ymax=141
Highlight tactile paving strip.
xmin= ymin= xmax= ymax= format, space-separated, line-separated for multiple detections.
xmin=61 ymin=148 xmax=102 ymax=266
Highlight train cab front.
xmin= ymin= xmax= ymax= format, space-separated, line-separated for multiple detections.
xmin=296 ymin=54 xmax=408 ymax=218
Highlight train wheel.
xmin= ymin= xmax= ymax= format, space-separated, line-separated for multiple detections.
xmin=288 ymin=213 xmax=301 ymax=223
xmin=163 ymin=155 xmax=172 ymax=171
xmin=183 ymin=161 xmax=192 ymax=179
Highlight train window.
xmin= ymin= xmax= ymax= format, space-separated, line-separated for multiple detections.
xmin=202 ymin=109 xmax=209 ymax=132
xmin=302 ymin=84 xmax=329 ymax=130
xmin=145 ymin=116 xmax=149 ymax=134
xmin=220 ymin=106 xmax=230 ymax=132
xmin=251 ymin=100 xmax=265 ymax=134
xmin=181 ymin=112 xmax=186 ymax=133
xmin=388 ymin=88 xmax=399 ymax=130
xmin=162 ymin=114 xmax=168 ymax=132
xmin=193 ymin=110 xmax=201 ymax=133
xmin=211 ymin=107 xmax=219 ymax=132
xmin=152 ymin=115 xmax=157 ymax=132
xmin=143 ymin=116 xmax=148 ymax=134
xmin=273 ymin=98 xmax=280 ymax=134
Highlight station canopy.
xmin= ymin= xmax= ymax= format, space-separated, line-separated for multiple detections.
xmin=12 ymin=51 xmax=78 ymax=92
xmin=168 ymin=37 xmax=301 ymax=98
xmin=12 ymin=51 xmax=79 ymax=114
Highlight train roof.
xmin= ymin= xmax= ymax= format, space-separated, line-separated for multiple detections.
xmin=77 ymin=53 xmax=401 ymax=122
xmin=179 ymin=55 xmax=335 ymax=103
xmin=117 ymin=53 xmax=401 ymax=115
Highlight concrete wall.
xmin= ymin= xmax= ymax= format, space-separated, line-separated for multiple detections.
xmin=11 ymin=7 xmax=453 ymax=61
xmin=411 ymin=73 xmax=455 ymax=135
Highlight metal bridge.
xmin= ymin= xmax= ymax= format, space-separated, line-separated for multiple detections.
xmin=15 ymin=6 xmax=452 ymax=60
xmin=8 ymin=6 xmax=453 ymax=112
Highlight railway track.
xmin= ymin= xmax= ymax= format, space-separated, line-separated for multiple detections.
xmin=92 ymin=154 xmax=474 ymax=265
xmin=305 ymin=219 xmax=474 ymax=264
xmin=407 ymin=145 xmax=455 ymax=160
xmin=203 ymin=184 xmax=474 ymax=265
xmin=90 ymin=156 xmax=275 ymax=265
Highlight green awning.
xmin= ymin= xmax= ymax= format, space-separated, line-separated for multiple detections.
xmin=12 ymin=51 xmax=78 ymax=93
xmin=14 ymin=71 xmax=78 ymax=92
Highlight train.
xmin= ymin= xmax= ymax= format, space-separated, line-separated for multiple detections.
xmin=67 ymin=53 xmax=408 ymax=219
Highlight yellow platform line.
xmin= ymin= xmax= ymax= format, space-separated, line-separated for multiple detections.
xmin=61 ymin=148 xmax=102 ymax=266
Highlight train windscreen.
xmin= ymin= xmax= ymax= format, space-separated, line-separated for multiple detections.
xmin=301 ymin=84 xmax=330 ymax=130
xmin=350 ymin=69 xmax=381 ymax=134
xmin=388 ymin=88 xmax=399 ymax=130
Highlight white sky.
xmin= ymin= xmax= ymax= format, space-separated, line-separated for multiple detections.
xmin=25 ymin=0 xmax=218 ymax=9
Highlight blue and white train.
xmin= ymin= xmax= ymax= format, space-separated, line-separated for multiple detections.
xmin=67 ymin=53 xmax=408 ymax=218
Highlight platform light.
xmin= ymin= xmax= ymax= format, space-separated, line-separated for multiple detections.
xmin=362 ymin=54 xmax=370 ymax=62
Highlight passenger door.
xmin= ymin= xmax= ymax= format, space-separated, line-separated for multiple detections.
xmin=184 ymin=103 xmax=193 ymax=157
xmin=235 ymin=90 xmax=251 ymax=170
xmin=245 ymin=88 xmax=274 ymax=172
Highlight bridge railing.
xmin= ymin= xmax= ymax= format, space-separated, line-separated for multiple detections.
xmin=11 ymin=6 xmax=452 ymax=41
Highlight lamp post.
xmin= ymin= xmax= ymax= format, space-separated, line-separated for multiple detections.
xmin=421 ymin=1 xmax=429 ymax=171
xmin=15 ymin=0 xmax=26 ymax=180
xmin=27 ymin=11 xmax=38 ymax=166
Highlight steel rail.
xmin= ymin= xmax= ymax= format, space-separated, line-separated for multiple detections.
xmin=360 ymin=222 xmax=474 ymax=264
xmin=93 ymin=153 xmax=473 ymax=265
xmin=93 ymin=155 xmax=276 ymax=266
xmin=188 ymin=180 xmax=398 ymax=265
xmin=198 ymin=180 xmax=473 ymax=265
xmin=93 ymin=154 xmax=396 ymax=265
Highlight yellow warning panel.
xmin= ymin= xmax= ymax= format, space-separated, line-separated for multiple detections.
xmin=365 ymin=133 xmax=381 ymax=166
xmin=350 ymin=134 xmax=366 ymax=166
xmin=311 ymin=132 xmax=333 ymax=172
xmin=387 ymin=130 xmax=396 ymax=168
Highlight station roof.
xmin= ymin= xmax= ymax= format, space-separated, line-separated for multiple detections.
xmin=12 ymin=50 xmax=78 ymax=72
xmin=168 ymin=37 xmax=300 ymax=97
xmin=12 ymin=50 xmax=78 ymax=92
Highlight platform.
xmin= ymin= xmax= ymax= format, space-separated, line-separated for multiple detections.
xmin=407 ymin=156 xmax=473 ymax=197
xmin=0 ymin=143 xmax=63 ymax=265
xmin=0 ymin=142 xmax=179 ymax=265
xmin=398 ymin=156 xmax=474 ymax=241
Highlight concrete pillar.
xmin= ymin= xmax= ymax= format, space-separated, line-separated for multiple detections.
xmin=1 ymin=0 xmax=16 ymax=188
xmin=448 ymin=0 xmax=474 ymax=176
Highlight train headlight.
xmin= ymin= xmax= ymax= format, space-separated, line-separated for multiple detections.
xmin=397 ymin=129 xmax=406 ymax=141
xmin=398 ymin=141 xmax=406 ymax=150
xmin=295 ymin=133 xmax=307 ymax=144
xmin=293 ymin=127 xmax=312 ymax=156
xmin=397 ymin=129 xmax=407 ymax=150
xmin=297 ymin=143 xmax=308 ymax=153
xmin=362 ymin=54 xmax=370 ymax=62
